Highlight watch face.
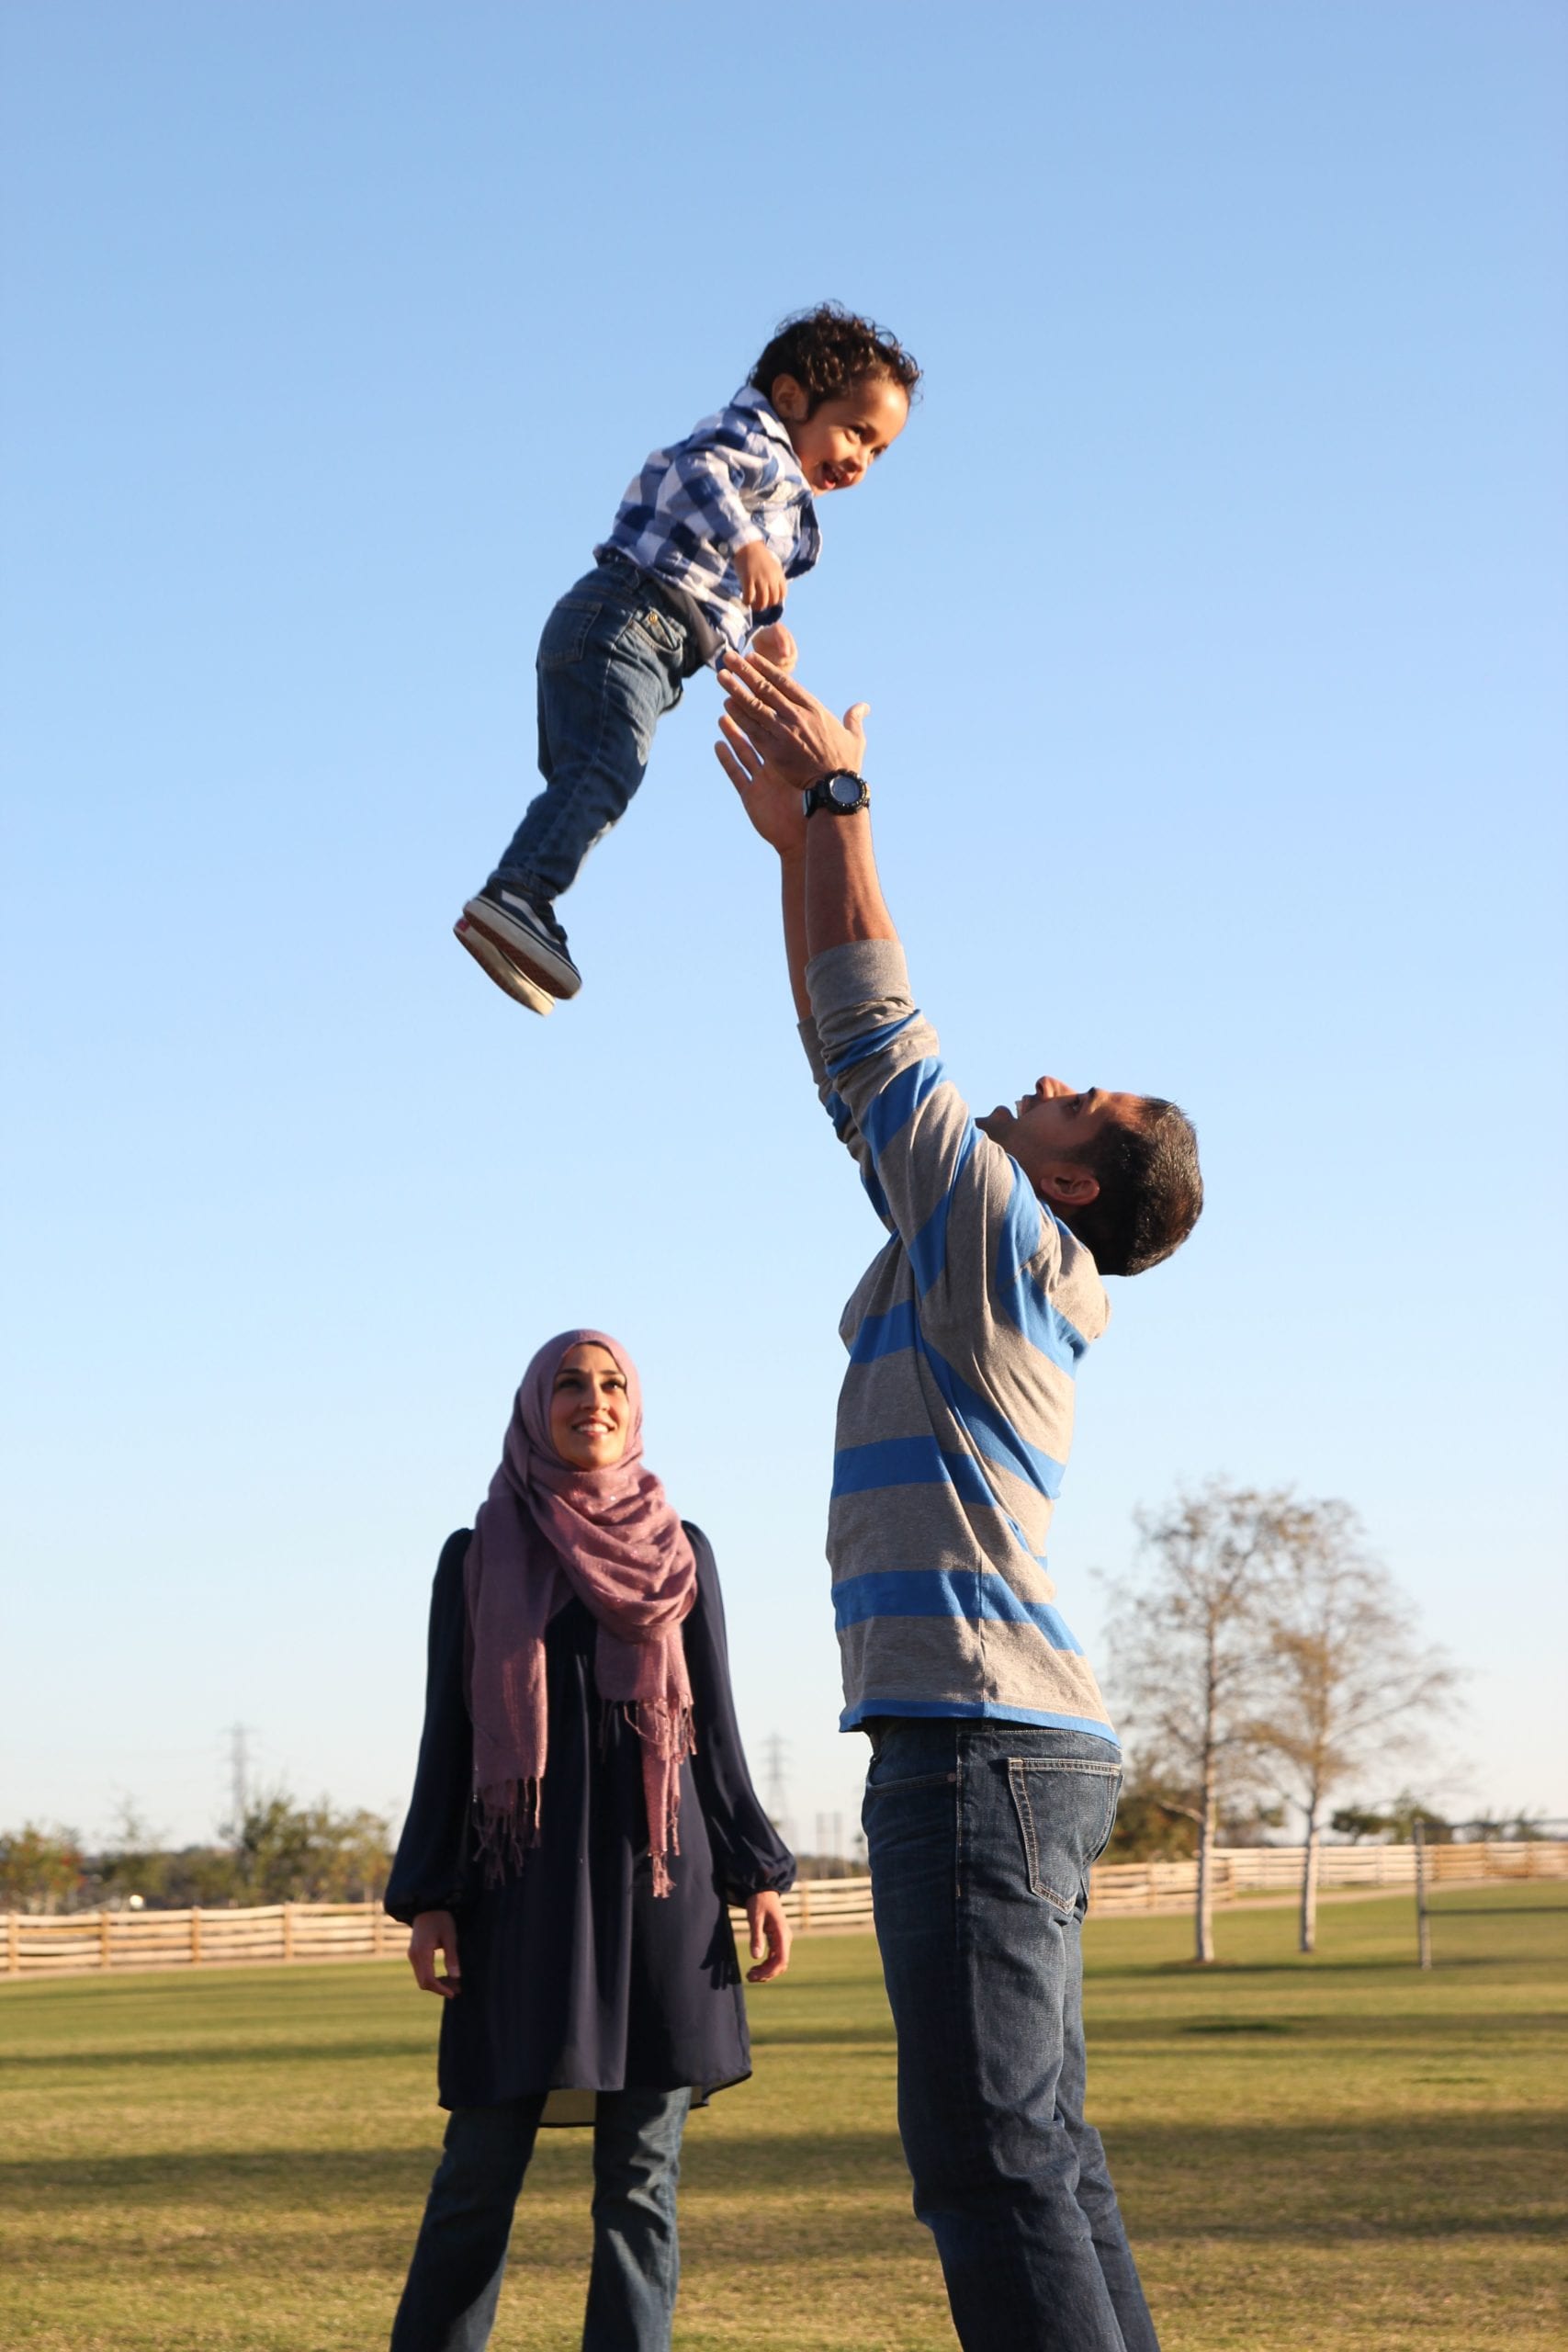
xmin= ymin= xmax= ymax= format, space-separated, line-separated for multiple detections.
xmin=829 ymin=775 xmax=862 ymax=808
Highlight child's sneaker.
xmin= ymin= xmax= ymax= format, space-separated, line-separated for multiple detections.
xmin=454 ymin=915 xmax=556 ymax=1015
xmin=459 ymin=885 xmax=582 ymax=1001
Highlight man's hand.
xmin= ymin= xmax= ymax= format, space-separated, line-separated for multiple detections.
xmin=744 ymin=1889 xmax=793 ymax=1984
xmin=733 ymin=539 xmax=787 ymax=613
xmin=748 ymin=620 xmax=797 ymax=673
xmin=716 ymin=650 xmax=886 ymax=1022
xmin=408 ymin=1909 xmax=461 ymax=1998
xmin=716 ymin=650 xmax=870 ymax=810
xmin=716 ymin=702 xmax=808 ymax=860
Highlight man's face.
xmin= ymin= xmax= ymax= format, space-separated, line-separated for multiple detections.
xmin=976 ymin=1078 xmax=1147 ymax=1211
xmin=772 ymin=371 xmax=909 ymax=492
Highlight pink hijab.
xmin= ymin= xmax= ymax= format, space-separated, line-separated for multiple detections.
xmin=464 ymin=1329 xmax=698 ymax=1895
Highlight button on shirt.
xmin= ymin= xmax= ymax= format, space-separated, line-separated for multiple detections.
xmin=595 ymin=386 xmax=821 ymax=660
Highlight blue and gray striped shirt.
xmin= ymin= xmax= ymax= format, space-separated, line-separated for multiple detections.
xmin=801 ymin=939 xmax=1118 ymax=1745
xmin=595 ymin=386 xmax=820 ymax=659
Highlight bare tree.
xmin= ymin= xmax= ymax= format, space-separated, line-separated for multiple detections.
xmin=1102 ymin=1484 xmax=1292 ymax=1963
xmin=1252 ymin=1500 xmax=1456 ymax=1953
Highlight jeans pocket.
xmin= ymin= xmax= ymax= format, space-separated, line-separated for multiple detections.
xmin=626 ymin=602 xmax=683 ymax=661
xmin=1007 ymin=1760 xmax=1122 ymax=1916
xmin=538 ymin=596 xmax=602 ymax=670
xmin=864 ymin=1754 xmax=957 ymax=1798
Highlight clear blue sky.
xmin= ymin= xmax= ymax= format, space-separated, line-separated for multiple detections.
xmin=4 ymin=2 xmax=1564 ymax=1855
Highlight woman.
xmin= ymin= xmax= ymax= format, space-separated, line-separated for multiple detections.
xmin=385 ymin=1329 xmax=795 ymax=2352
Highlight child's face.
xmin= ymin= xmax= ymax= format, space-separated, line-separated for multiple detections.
xmin=771 ymin=370 xmax=909 ymax=494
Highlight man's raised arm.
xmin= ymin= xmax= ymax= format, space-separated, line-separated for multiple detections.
xmin=714 ymin=650 xmax=893 ymax=1017
xmin=714 ymin=653 xmax=1021 ymax=1310
xmin=715 ymin=652 xmax=906 ymax=1217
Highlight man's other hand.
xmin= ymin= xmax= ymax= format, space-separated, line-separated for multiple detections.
xmin=748 ymin=621 xmax=797 ymax=673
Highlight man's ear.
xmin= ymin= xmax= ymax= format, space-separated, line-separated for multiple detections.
xmin=770 ymin=373 xmax=809 ymax=422
xmin=1038 ymin=1164 xmax=1100 ymax=1210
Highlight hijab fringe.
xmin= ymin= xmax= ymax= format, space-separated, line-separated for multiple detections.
xmin=473 ymin=1777 xmax=542 ymax=1885
xmin=622 ymin=1699 xmax=697 ymax=1898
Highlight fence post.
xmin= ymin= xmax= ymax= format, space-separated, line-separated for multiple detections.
xmin=283 ymin=1903 xmax=295 ymax=1962
xmin=191 ymin=1908 xmax=203 ymax=1966
xmin=371 ymin=1903 xmax=386 ymax=1958
xmin=99 ymin=1911 xmax=111 ymax=1972
xmin=798 ymin=1882 xmax=812 ymax=1931
xmin=6 ymin=1912 xmax=18 ymax=1977
xmin=1414 ymin=1820 xmax=1432 ymax=1970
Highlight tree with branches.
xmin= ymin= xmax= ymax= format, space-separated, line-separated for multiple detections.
xmin=1252 ymin=1499 xmax=1456 ymax=1952
xmin=0 ymin=1822 xmax=85 ymax=1912
xmin=1102 ymin=1482 xmax=1295 ymax=1963
xmin=224 ymin=1787 xmax=393 ymax=1904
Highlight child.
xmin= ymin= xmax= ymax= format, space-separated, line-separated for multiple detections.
xmin=456 ymin=302 xmax=919 ymax=1013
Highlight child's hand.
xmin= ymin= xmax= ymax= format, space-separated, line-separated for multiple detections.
xmin=734 ymin=539 xmax=787 ymax=613
xmin=749 ymin=622 xmax=797 ymax=673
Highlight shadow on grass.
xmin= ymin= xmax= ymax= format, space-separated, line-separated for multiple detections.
xmin=0 ymin=2130 xmax=911 ymax=2210
xmin=6 ymin=2113 xmax=1563 ymax=2248
xmin=0 ymin=2039 xmax=432 ymax=2073
xmin=2 ymin=2026 xmax=892 ymax=2072
xmin=1086 ymin=2008 xmax=1568 ymax=2043
xmin=1084 ymin=1952 xmax=1565 ymax=1982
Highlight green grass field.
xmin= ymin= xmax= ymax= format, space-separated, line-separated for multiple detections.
xmin=3 ymin=1888 xmax=1563 ymax=2350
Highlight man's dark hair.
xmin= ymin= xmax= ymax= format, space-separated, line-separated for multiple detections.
xmin=1063 ymin=1101 xmax=1203 ymax=1278
xmin=750 ymin=302 xmax=920 ymax=414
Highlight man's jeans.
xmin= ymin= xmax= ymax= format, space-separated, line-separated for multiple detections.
xmin=863 ymin=1720 xmax=1159 ymax=2352
xmin=491 ymin=556 xmax=690 ymax=907
xmin=389 ymin=2085 xmax=692 ymax=2352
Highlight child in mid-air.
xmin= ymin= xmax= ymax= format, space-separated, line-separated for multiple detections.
xmin=456 ymin=302 xmax=919 ymax=1013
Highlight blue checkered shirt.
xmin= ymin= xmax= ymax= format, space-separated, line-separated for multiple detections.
xmin=595 ymin=385 xmax=821 ymax=660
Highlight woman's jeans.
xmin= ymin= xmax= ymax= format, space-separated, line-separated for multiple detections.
xmin=863 ymin=1720 xmax=1159 ymax=2352
xmin=389 ymin=2085 xmax=692 ymax=2352
xmin=490 ymin=555 xmax=690 ymax=907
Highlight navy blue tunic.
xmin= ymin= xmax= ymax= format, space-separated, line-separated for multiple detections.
xmin=385 ymin=1523 xmax=795 ymax=2115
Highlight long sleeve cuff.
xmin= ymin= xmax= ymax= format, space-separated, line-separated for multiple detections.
xmin=383 ymin=1879 xmax=468 ymax=1928
xmin=804 ymin=937 xmax=912 ymax=1029
xmin=718 ymin=1845 xmax=797 ymax=1907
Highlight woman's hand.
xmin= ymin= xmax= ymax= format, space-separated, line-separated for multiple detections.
xmin=744 ymin=1889 xmax=793 ymax=1984
xmin=408 ymin=1909 xmax=461 ymax=1998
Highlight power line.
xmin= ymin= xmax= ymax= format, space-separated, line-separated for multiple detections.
xmin=761 ymin=1732 xmax=792 ymax=1845
xmin=224 ymin=1724 xmax=255 ymax=1841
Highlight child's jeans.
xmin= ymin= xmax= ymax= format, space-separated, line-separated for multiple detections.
xmin=489 ymin=554 xmax=695 ymax=907
xmin=389 ymin=2085 xmax=693 ymax=2351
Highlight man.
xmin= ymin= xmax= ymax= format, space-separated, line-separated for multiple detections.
xmin=716 ymin=651 xmax=1201 ymax=2352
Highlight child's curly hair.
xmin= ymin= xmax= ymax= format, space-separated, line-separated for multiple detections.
xmin=750 ymin=302 xmax=920 ymax=415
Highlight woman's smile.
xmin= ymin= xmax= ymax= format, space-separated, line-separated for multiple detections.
xmin=549 ymin=1341 xmax=631 ymax=1466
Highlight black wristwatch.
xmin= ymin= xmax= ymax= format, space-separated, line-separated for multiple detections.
xmin=802 ymin=770 xmax=871 ymax=819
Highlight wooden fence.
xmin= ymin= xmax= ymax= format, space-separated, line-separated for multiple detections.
xmin=5 ymin=1843 xmax=1562 ymax=1980
xmin=1085 ymin=1836 xmax=1568 ymax=1916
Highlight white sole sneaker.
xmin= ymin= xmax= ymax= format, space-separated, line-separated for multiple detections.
xmin=454 ymin=917 xmax=555 ymax=1014
xmin=461 ymin=888 xmax=581 ymax=1000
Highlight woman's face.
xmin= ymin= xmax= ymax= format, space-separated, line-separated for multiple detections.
xmin=548 ymin=1343 xmax=632 ymax=1470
